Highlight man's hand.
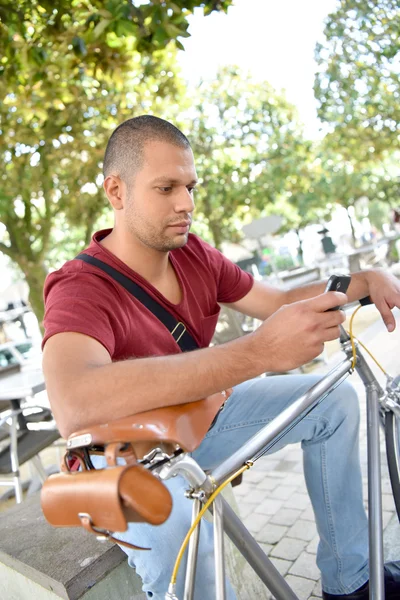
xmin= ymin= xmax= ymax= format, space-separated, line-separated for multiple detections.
xmin=252 ymin=291 xmax=347 ymax=372
xmin=364 ymin=270 xmax=400 ymax=333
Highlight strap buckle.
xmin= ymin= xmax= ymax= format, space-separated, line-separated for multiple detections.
xmin=171 ymin=322 xmax=186 ymax=343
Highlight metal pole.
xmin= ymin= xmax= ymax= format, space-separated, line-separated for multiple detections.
xmin=10 ymin=413 xmax=22 ymax=503
xmin=213 ymin=496 xmax=226 ymax=600
xmin=349 ymin=345 xmax=385 ymax=600
xmin=183 ymin=498 xmax=202 ymax=600
xmin=220 ymin=497 xmax=299 ymax=600
xmin=366 ymin=385 xmax=385 ymax=600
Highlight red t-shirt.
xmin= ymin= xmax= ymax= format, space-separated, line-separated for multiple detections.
xmin=43 ymin=230 xmax=253 ymax=360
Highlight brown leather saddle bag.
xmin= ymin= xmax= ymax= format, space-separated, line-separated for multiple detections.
xmin=41 ymin=464 xmax=172 ymax=550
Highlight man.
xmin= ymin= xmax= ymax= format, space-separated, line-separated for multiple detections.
xmin=43 ymin=115 xmax=400 ymax=600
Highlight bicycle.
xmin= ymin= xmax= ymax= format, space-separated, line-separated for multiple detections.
xmin=43 ymin=296 xmax=400 ymax=600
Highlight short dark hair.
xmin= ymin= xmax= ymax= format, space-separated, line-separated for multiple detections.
xmin=103 ymin=115 xmax=191 ymax=182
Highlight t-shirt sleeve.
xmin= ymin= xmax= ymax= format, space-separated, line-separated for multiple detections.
xmin=42 ymin=269 xmax=127 ymax=357
xmin=197 ymin=238 xmax=254 ymax=304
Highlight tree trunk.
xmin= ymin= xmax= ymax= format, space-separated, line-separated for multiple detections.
xmin=209 ymin=220 xmax=223 ymax=250
xmin=19 ymin=261 xmax=48 ymax=334
xmin=346 ymin=206 xmax=357 ymax=247
xmin=295 ymin=228 xmax=304 ymax=264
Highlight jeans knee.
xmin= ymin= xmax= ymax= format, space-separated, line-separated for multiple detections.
xmin=330 ymin=379 xmax=360 ymax=429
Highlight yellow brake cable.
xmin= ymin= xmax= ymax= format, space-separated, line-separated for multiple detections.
xmin=347 ymin=304 xmax=387 ymax=375
xmin=168 ymin=462 xmax=252 ymax=590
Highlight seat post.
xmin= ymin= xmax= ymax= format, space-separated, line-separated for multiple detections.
xmin=213 ymin=496 xmax=226 ymax=600
xmin=183 ymin=498 xmax=202 ymax=600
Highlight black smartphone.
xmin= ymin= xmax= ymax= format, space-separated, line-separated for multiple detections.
xmin=324 ymin=274 xmax=351 ymax=311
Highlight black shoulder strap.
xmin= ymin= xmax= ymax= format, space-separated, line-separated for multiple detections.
xmin=76 ymin=253 xmax=199 ymax=352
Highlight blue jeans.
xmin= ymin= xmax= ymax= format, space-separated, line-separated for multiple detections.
xmin=98 ymin=374 xmax=369 ymax=598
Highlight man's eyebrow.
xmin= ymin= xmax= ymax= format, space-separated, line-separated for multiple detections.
xmin=151 ymin=176 xmax=198 ymax=185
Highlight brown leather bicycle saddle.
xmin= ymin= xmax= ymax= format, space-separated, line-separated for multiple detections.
xmin=41 ymin=392 xmax=228 ymax=547
xmin=67 ymin=391 xmax=228 ymax=459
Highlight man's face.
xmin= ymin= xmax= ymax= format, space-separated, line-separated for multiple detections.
xmin=124 ymin=140 xmax=197 ymax=252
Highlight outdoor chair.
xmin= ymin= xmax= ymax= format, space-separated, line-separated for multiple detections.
xmin=0 ymin=397 xmax=60 ymax=503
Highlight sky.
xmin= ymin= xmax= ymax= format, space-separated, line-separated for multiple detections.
xmin=178 ymin=0 xmax=338 ymax=139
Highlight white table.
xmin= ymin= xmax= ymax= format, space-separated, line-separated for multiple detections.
xmin=0 ymin=367 xmax=45 ymax=402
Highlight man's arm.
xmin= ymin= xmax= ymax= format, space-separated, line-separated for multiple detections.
xmin=225 ymin=269 xmax=400 ymax=332
xmin=43 ymin=291 xmax=347 ymax=438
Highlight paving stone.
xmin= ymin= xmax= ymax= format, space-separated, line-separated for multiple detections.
xmin=287 ymin=519 xmax=317 ymax=542
xmin=301 ymin=505 xmax=316 ymax=521
xmin=270 ymin=537 xmax=306 ymax=561
xmin=255 ymin=523 xmax=288 ymax=545
xmin=269 ymin=556 xmax=291 ymax=576
xmin=243 ymin=511 xmax=270 ymax=534
xmin=382 ymin=479 xmax=394 ymax=494
xmin=257 ymin=477 xmax=280 ymax=491
xmin=275 ymin=459 xmax=299 ymax=473
xmin=255 ymin=498 xmax=283 ymax=516
xmin=233 ymin=483 xmax=253 ymax=497
xmin=283 ymin=446 xmax=302 ymax=460
xmin=238 ymin=502 xmax=259 ymax=520
xmin=382 ymin=493 xmax=396 ymax=511
xmin=383 ymin=510 xmax=395 ymax=529
xmin=284 ymin=574 xmax=316 ymax=600
xmin=259 ymin=542 xmax=273 ymax=556
xmin=284 ymin=493 xmax=311 ymax=510
xmin=244 ymin=468 xmax=268 ymax=484
xmin=255 ymin=458 xmax=280 ymax=472
xmin=285 ymin=473 xmax=306 ymax=487
xmin=270 ymin=508 xmax=302 ymax=527
xmin=239 ymin=488 xmax=269 ymax=505
xmin=293 ymin=462 xmax=304 ymax=473
xmin=306 ymin=535 xmax=319 ymax=555
xmin=313 ymin=579 xmax=323 ymax=597
xmin=261 ymin=470 xmax=290 ymax=479
xmin=270 ymin=485 xmax=299 ymax=500
xmin=289 ymin=551 xmax=320 ymax=581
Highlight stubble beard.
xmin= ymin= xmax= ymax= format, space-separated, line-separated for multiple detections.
xmin=127 ymin=215 xmax=190 ymax=252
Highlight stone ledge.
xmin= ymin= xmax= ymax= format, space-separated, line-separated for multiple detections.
xmin=0 ymin=493 xmax=145 ymax=599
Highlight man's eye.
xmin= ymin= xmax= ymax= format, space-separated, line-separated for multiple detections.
xmin=187 ymin=186 xmax=196 ymax=194
xmin=158 ymin=187 xmax=172 ymax=193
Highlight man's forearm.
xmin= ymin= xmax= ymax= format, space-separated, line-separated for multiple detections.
xmin=64 ymin=333 xmax=265 ymax=436
xmin=283 ymin=270 xmax=371 ymax=306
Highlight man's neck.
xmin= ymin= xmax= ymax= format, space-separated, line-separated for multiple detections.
xmin=99 ymin=228 xmax=170 ymax=284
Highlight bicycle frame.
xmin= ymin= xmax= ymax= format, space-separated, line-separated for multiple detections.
xmin=158 ymin=324 xmax=390 ymax=600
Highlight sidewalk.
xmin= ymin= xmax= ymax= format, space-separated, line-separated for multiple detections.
xmin=233 ymin=306 xmax=400 ymax=599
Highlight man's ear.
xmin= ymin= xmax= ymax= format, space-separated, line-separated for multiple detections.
xmin=103 ymin=175 xmax=125 ymax=210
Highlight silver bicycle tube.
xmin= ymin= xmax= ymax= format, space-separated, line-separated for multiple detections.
xmin=213 ymin=496 xmax=226 ymax=600
xmin=354 ymin=348 xmax=385 ymax=600
xmin=211 ymin=357 xmax=352 ymax=485
xmin=183 ymin=498 xmax=202 ymax=600
xmin=219 ymin=496 xmax=299 ymax=600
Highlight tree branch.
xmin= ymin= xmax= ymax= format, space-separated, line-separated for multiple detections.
xmin=0 ymin=241 xmax=16 ymax=259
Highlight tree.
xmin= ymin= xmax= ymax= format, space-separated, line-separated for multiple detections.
xmin=310 ymin=141 xmax=400 ymax=246
xmin=181 ymin=67 xmax=310 ymax=249
xmin=0 ymin=1 xmax=232 ymax=325
xmin=274 ymin=160 xmax=334 ymax=263
xmin=314 ymin=0 xmax=400 ymax=161
xmin=0 ymin=1 xmax=232 ymax=83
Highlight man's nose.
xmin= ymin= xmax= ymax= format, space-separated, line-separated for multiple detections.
xmin=175 ymin=188 xmax=195 ymax=213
